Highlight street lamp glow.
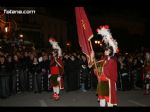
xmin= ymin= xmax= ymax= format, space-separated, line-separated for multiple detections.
xmin=5 ymin=26 xmax=8 ymax=33
xmin=66 ymin=43 xmax=70 ymax=46
xmin=19 ymin=34 xmax=23 ymax=38
xmin=95 ymin=40 xmax=98 ymax=44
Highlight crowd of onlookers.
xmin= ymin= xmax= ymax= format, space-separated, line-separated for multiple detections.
xmin=116 ymin=49 xmax=150 ymax=91
xmin=93 ymin=47 xmax=150 ymax=92
xmin=0 ymin=44 xmax=93 ymax=99
xmin=0 ymin=43 xmax=150 ymax=99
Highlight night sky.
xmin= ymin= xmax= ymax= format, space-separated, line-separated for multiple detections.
xmin=3 ymin=2 xmax=150 ymax=52
xmin=45 ymin=6 xmax=150 ymax=52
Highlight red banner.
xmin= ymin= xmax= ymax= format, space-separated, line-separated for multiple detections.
xmin=75 ymin=7 xmax=93 ymax=65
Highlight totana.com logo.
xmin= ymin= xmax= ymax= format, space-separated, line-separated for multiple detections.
xmin=4 ymin=9 xmax=36 ymax=14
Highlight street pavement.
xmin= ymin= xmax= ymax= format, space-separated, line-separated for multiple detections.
xmin=0 ymin=88 xmax=150 ymax=107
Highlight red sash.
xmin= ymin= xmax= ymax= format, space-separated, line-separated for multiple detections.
xmin=50 ymin=66 xmax=59 ymax=75
xmin=99 ymin=73 xmax=107 ymax=81
xmin=144 ymin=66 xmax=150 ymax=72
xmin=59 ymin=76 xmax=64 ymax=90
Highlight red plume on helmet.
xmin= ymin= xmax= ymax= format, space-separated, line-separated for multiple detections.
xmin=48 ymin=37 xmax=62 ymax=57
xmin=49 ymin=37 xmax=57 ymax=43
xmin=96 ymin=25 xmax=109 ymax=32
xmin=97 ymin=25 xmax=118 ymax=55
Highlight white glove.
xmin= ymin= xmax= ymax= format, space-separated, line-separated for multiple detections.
xmin=57 ymin=76 xmax=61 ymax=82
xmin=48 ymin=74 xmax=51 ymax=78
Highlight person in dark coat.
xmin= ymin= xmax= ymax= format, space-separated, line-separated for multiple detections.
xmin=32 ymin=56 xmax=42 ymax=93
xmin=63 ymin=53 xmax=71 ymax=91
xmin=40 ymin=54 xmax=50 ymax=91
xmin=0 ymin=56 xmax=10 ymax=98
xmin=66 ymin=55 xmax=80 ymax=91
xmin=28 ymin=52 xmax=34 ymax=91
xmin=118 ymin=56 xmax=130 ymax=91
xmin=80 ymin=54 xmax=91 ymax=92
xmin=22 ymin=51 xmax=31 ymax=91
xmin=12 ymin=54 xmax=23 ymax=94
xmin=6 ymin=55 xmax=14 ymax=95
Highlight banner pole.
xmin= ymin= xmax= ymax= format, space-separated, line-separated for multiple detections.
xmin=89 ymin=40 xmax=99 ymax=79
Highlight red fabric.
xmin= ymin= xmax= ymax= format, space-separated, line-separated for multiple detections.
xmin=57 ymin=57 xmax=64 ymax=75
xmin=59 ymin=77 xmax=64 ymax=89
xmin=50 ymin=57 xmax=64 ymax=75
xmin=98 ymin=96 xmax=109 ymax=102
xmin=50 ymin=66 xmax=59 ymax=75
xmin=99 ymin=73 xmax=107 ymax=81
xmin=105 ymin=96 xmax=109 ymax=102
xmin=103 ymin=57 xmax=118 ymax=104
xmin=144 ymin=66 xmax=150 ymax=72
xmin=143 ymin=66 xmax=150 ymax=80
xmin=75 ymin=7 xmax=93 ymax=65
xmin=143 ymin=72 xmax=145 ymax=80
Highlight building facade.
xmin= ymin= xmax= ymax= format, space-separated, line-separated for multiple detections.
xmin=0 ymin=7 xmax=68 ymax=49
